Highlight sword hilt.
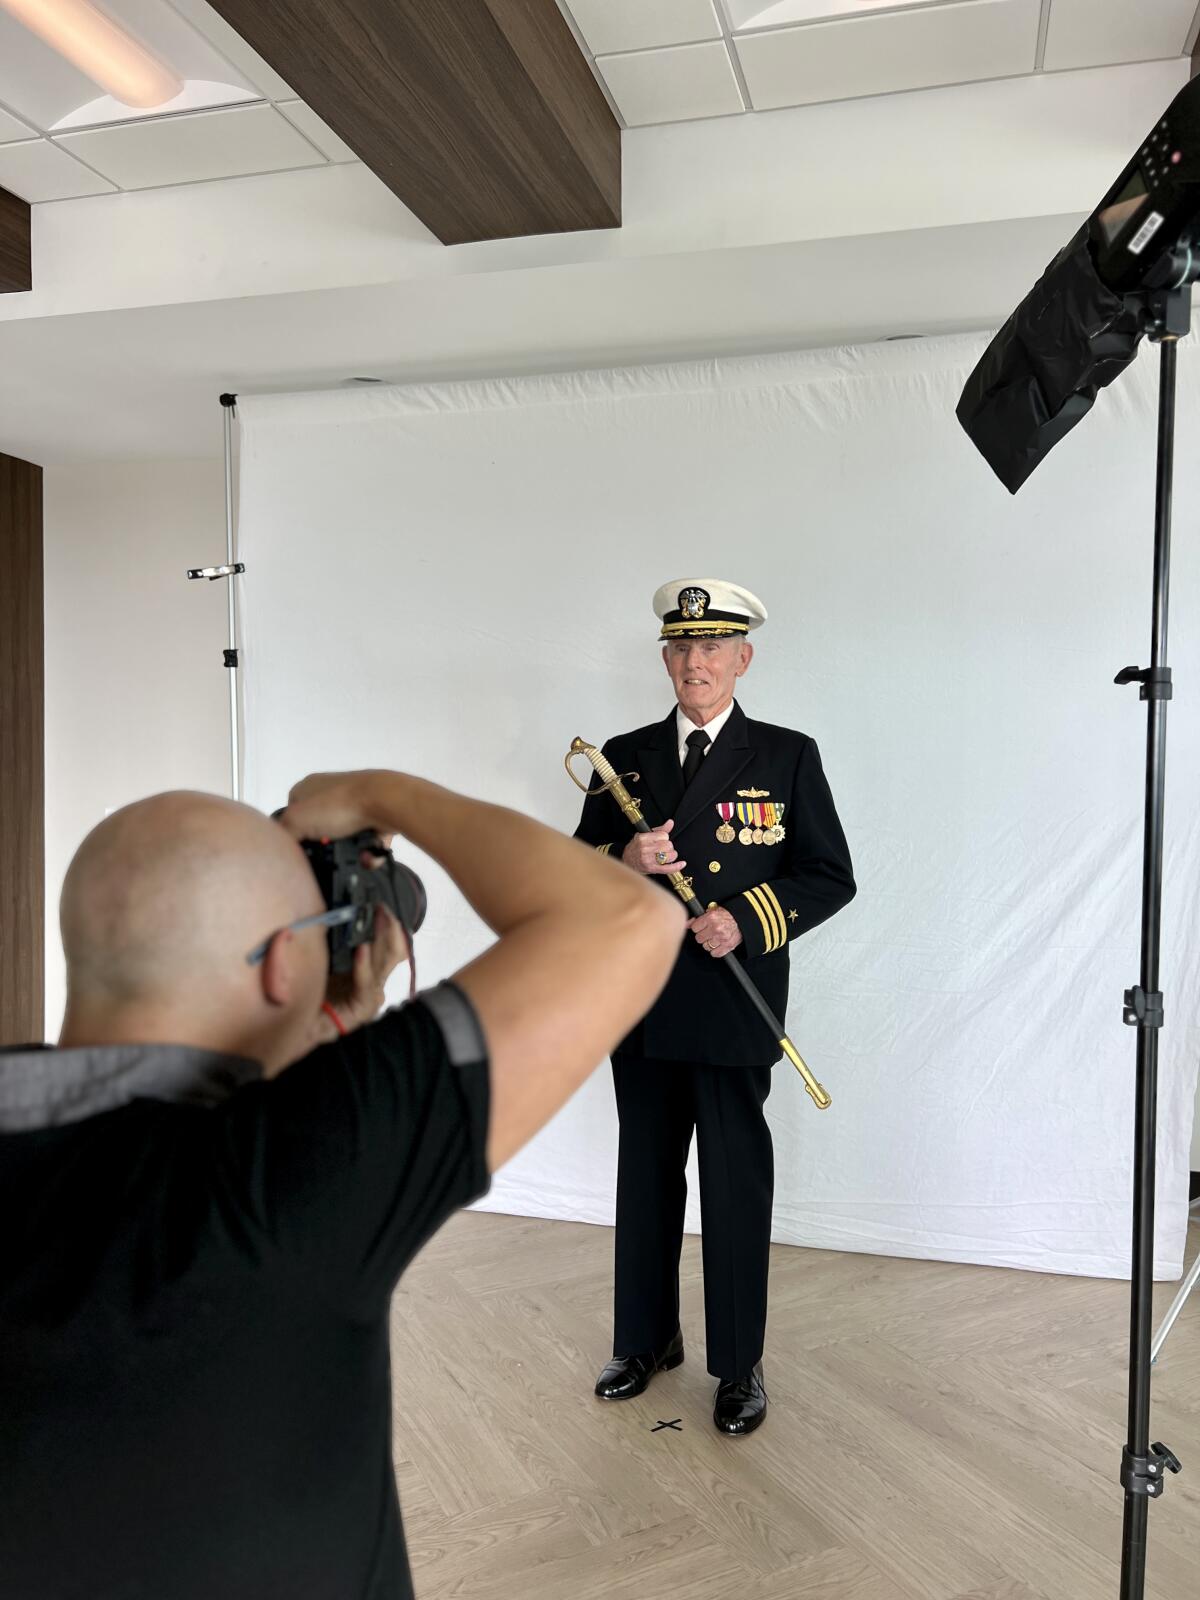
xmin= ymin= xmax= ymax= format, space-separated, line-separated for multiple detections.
xmin=567 ymin=738 xmax=695 ymax=905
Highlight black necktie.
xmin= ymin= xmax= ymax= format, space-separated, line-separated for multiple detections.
xmin=682 ymin=728 xmax=710 ymax=788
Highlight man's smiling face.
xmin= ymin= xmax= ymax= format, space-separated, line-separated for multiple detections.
xmin=662 ymin=635 xmax=753 ymax=725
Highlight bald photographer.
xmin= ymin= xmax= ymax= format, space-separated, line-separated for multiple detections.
xmin=0 ymin=771 xmax=684 ymax=1600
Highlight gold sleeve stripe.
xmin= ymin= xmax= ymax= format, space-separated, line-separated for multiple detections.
xmin=757 ymin=885 xmax=787 ymax=951
xmin=751 ymin=884 xmax=787 ymax=952
xmin=745 ymin=886 xmax=785 ymax=954
xmin=761 ymin=883 xmax=790 ymax=944
xmin=742 ymin=888 xmax=775 ymax=953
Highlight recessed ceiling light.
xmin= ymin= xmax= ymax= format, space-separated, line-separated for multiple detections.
xmin=0 ymin=0 xmax=181 ymax=109
xmin=728 ymin=0 xmax=942 ymax=30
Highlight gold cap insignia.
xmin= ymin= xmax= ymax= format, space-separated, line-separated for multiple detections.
xmin=678 ymin=586 xmax=709 ymax=620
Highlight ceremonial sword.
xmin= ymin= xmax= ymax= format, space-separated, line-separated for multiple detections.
xmin=565 ymin=737 xmax=831 ymax=1110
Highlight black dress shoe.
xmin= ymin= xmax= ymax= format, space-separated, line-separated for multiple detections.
xmin=594 ymin=1328 xmax=684 ymax=1400
xmin=713 ymin=1362 xmax=768 ymax=1435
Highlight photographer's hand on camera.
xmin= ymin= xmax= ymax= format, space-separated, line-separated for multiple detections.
xmin=320 ymin=906 xmax=409 ymax=1040
xmin=280 ymin=769 xmax=388 ymax=842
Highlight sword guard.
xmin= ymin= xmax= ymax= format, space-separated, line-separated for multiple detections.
xmin=564 ymin=743 xmax=640 ymax=797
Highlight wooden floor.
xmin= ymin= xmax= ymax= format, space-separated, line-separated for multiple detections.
xmin=389 ymin=1211 xmax=1200 ymax=1600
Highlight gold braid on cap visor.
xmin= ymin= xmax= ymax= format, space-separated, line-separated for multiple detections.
xmin=659 ymin=620 xmax=749 ymax=638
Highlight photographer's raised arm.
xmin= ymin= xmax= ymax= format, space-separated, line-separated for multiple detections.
xmin=282 ymin=771 xmax=684 ymax=1171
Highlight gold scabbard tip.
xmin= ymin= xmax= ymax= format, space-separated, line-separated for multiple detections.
xmin=779 ymin=1037 xmax=831 ymax=1110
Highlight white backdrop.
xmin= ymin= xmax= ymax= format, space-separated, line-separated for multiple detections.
xmin=239 ymin=335 xmax=1199 ymax=1279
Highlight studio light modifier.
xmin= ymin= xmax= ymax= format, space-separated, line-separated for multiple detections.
xmin=957 ymin=75 xmax=1200 ymax=493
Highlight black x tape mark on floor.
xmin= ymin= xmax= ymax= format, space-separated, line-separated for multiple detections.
xmin=651 ymin=1419 xmax=683 ymax=1432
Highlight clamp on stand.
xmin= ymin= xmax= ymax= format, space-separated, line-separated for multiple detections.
xmin=1122 ymin=988 xmax=1164 ymax=1030
xmin=1114 ymin=665 xmax=1173 ymax=701
xmin=1120 ymin=1444 xmax=1182 ymax=1499
xmin=186 ymin=393 xmax=243 ymax=799
xmin=187 ymin=562 xmax=245 ymax=583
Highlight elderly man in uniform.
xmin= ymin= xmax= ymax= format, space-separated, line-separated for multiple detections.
xmin=575 ymin=579 xmax=856 ymax=1435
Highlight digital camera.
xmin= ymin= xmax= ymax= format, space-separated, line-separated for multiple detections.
xmin=299 ymin=831 xmax=427 ymax=975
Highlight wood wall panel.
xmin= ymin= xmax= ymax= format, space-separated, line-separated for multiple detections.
xmin=205 ymin=0 xmax=620 ymax=244
xmin=0 ymin=185 xmax=31 ymax=294
xmin=0 ymin=453 xmax=44 ymax=1043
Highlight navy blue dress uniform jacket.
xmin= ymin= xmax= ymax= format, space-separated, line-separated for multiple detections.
xmin=574 ymin=702 xmax=856 ymax=1066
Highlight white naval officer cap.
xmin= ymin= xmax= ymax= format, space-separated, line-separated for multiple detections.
xmin=653 ymin=579 xmax=768 ymax=641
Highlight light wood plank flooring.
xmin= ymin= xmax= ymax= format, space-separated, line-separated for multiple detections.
xmin=389 ymin=1212 xmax=1200 ymax=1600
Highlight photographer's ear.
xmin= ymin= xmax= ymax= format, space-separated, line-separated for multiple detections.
xmin=259 ymin=929 xmax=299 ymax=1008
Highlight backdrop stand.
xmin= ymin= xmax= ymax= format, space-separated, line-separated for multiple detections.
xmin=186 ymin=393 xmax=243 ymax=800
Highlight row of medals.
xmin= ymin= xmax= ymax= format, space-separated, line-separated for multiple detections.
xmin=716 ymin=821 xmax=786 ymax=846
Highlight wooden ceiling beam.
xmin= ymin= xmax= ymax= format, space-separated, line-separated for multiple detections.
xmin=0 ymin=186 xmax=31 ymax=294
xmin=205 ymin=0 xmax=621 ymax=245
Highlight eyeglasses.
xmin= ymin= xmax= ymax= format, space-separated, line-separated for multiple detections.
xmin=245 ymin=906 xmax=356 ymax=967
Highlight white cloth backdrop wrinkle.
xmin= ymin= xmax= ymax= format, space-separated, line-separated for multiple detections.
xmin=238 ymin=336 xmax=1199 ymax=1279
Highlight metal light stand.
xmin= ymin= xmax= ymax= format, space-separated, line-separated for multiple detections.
xmin=186 ymin=393 xmax=244 ymax=800
xmin=1112 ymin=272 xmax=1196 ymax=1600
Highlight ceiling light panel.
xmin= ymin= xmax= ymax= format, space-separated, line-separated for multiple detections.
xmin=0 ymin=0 xmax=259 ymax=134
xmin=54 ymin=102 xmax=320 ymax=188
xmin=0 ymin=136 xmax=115 ymax=200
xmin=725 ymin=0 xmax=950 ymax=27
xmin=1 ymin=0 xmax=182 ymax=109
xmin=565 ymin=0 xmax=722 ymax=55
xmin=600 ymin=40 xmax=744 ymax=125
xmin=1041 ymin=0 xmax=1198 ymax=73
xmin=735 ymin=0 xmax=1040 ymax=112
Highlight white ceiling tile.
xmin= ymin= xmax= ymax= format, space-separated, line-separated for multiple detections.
xmin=165 ymin=0 xmax=298 ymax=100
xmin=276 ymin=101 xmax=358 ymax=163
xmin=0 ymin=105 xmax=35 ymax=145
xmin=0 ymin=139 xmax=115 ymax=202
xmin=736 ymin=0 xmax=1040 ymax=112
xmin=1042 ymin=0 xmax=1197 ymax=72
xmin=53 ymin=104 xmax=323 ymax=190
xmin=567 ymin=0 xmax=721 ymax=55
xmin=600 ymin=41 xmax=744 ymax=126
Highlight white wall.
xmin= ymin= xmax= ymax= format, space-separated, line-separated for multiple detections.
xmin=42 ymin=460 xmax=230 ymax=1035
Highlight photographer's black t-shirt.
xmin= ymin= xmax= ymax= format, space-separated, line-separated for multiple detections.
xmin=0 ymin=988 xmax=490 ymax=1600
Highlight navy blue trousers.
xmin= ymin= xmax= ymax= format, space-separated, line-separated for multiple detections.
xmin=611 ymin=1056 xmax=774 ymax=1381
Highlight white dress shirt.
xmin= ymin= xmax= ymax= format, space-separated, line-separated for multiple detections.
xmin=675 ymin=700 xmax=735 ymax=766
